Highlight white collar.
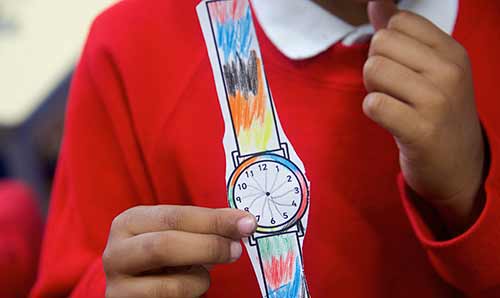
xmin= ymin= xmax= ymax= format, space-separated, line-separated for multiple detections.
xmin=251 ymin=0 xmax=459 ymax=60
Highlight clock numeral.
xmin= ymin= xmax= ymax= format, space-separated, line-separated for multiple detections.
xmin=236 ymin=196 xmax=242 ymax=203
xmin=244 ymin=207 xmax=249 ymax=212
xmin=275 ymin=165 xmax=280 ymax=172
xmin=283 ymin=212 xmax=288 ymax=219
xmin=292 ymin=200 xmax=297 ymax=207
xmin=258 ymin=164 xmax=268 ymax=171
xmin=294 ymin=187 xmax=299 ymax=194
xmin=237 ymin=183 xmax=248 ymax=190
xmin=287 ymin=175 xmax=292 ymax=182
xmin=271 ymin=218 xmax=276 ymax=225
xmin=245 ymin=170 xmax=254 ymax=178
xmin=256 ymin=215 xmax=260 ymax=222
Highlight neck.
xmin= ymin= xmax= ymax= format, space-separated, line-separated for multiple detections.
xmin=313 ymin=0 xmax=369 ymax=26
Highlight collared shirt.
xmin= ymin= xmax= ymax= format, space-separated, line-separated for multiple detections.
xmin=251 ymin=0 xmax=459 ymax=60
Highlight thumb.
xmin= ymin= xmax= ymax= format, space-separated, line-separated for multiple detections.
xmin=368 ymin=0 xmax=399 ymax=31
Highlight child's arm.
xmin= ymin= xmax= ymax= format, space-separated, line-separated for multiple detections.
xmin=29 ymin=12 xmax=256 ymax=298
xmin=364 ymin=1 xmax=500 ymax=295
xmin=0 ymin=181 xmax=42 ymax=298
xmin=365 ymin=2 xmax=484 ymax=234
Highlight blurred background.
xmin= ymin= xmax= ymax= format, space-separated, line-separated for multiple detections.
xmin=1 ymin=0 xmax=116 ymax=212
xmin=0 ymin=0 xmax=114 ymax=296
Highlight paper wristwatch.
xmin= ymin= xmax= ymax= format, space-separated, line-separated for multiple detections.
xmin=197 ymin=1 xmax=311 ymax=297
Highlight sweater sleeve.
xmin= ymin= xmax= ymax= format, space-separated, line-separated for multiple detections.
xmin=0 ymin=181 xmax=43 ymax=298
xmin=398 ymin=122 xmax=500 ymax=297
xmin=29 ymin=13 xmax=156 ymax=298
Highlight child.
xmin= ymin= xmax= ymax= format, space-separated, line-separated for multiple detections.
xmin=30 ymin=0 xmax=500 ymax=297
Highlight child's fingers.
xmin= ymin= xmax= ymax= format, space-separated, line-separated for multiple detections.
xmin=369 ymin=28 xmax=443 ymax=75
xmin=111 ymin=205 xmax=256 ymax=240
xmin=387 ymin=11 xmax=453 ymax=47
xmin=387 ymin=11 xmax=465 ymax=63
xmin=363 ymin=55 xmax=441 ymax=109
xmin=105 ymin=265 xmax=210 ymax=298
xmin=367 ymin=0 xmax=398 ymax=31
xmin=363 ymin=92 xmax=423 ymax=143
xmin=105 ymin=231 xmax=242 ymax=274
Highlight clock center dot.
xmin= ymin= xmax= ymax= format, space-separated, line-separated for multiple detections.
xmin=265 ymin=192 xmax=270 ymax=196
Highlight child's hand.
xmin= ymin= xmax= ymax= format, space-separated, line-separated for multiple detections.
xmin=102 ymin=205 xmax=256 ymax=297
xmin=363 ymin=1 xmax=485 ymax=233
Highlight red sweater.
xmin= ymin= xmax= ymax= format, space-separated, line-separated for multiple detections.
xmin=31 ymin=0 xmax=500 ymax=297
xmin=0 ymin=181 xmax=43 ymax=298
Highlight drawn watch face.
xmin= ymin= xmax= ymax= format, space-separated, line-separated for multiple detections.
xmin=228 ymin=154 xmax=308 ymax=234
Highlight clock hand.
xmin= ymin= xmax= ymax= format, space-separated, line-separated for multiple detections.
xmin=270 ymin=179 xmax=289 ymax=194
xmin=269 ymin=198 xmax=285 ymax=218
xmin=247 ymin=193 xmax=266 ymax=210
xmin=269 ymin=169 xmax=280 ymax=194
xmin=241 ymin=191 xmax=265 ymax=200
xmin=251 ymin=175 xmax=266 ymax=193
xmin=269 ymin=197 xmax=295 ymax=207
xmin=273 ymin=188 xmax=295 ymax=199
xmin=260 ymin=196 xmax=268 ymax=221
xmin=264 ymin=168 xmax=268 ymax=192
xmin=247 ymin=184 xmax=264 ymax=193
xmin=267 ymin=197 xmax=274 ymax=220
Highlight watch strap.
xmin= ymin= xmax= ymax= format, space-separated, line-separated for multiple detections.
xmin=256 ymin=233 xmax=310 ymax=298
xmin=199 ymin=0 xmax=281 ymax=156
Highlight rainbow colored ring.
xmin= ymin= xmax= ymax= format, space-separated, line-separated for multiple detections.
xmin=228 ymin=154 xmax=309 ymax=234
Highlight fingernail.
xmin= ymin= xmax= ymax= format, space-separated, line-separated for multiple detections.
xmin=230 ymin=241 xmax=242 ymax=261
xmin=237 ymin=216 xmax=257 ymax=236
